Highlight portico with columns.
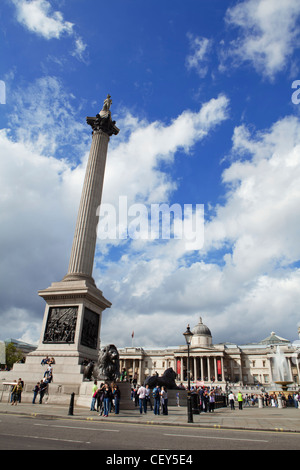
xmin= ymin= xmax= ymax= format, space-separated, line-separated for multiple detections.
xmin=118 ymin=318 xmax=300 ymax=389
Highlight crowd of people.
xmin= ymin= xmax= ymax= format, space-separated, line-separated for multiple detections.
xmin=7 ymin=356 xmax=56 ymax=406
xmin=90 ymin=381 xmax=121 ymax=416
xmin=10 ymin=378 xmax=24 ymax=405
xmin=131 ymin=384 xmax=169 ymax=415
xmin=31 ymin=356 xmax=55 ymax=404
xmin=6 ymin=359 xmax=300 ymax=415
xmin=227 ymin=390 xmax=300 ymax=409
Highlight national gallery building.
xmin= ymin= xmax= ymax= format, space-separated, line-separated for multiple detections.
xmin=118 ymin=318 xmax=300 ymax=389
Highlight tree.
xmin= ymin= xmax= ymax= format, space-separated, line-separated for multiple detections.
xmin=5 ymin=343 xmax=24 ymax=369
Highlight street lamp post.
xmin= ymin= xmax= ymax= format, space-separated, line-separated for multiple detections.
xmin=183 ymin=324 xmax=194 ymax=423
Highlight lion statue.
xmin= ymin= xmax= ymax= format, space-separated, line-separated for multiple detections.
xmin=98 ymin=344 xmax=120 ymax=381
xmin=144 ymin=367 xmax=180 ymax=389
xmin=83 ymin=344 xmax=120 ymax=382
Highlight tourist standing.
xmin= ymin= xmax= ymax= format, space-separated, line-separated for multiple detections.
xmin=137 ymin=384 xmax=147 ymax=414
xmin=153 ymin=385 xmax=161 ymax=415
xmin=11 ymin=380 xmax=22 ymax=405
xmin=96 ymin=383 xmax=104 ymax=413
xmin=145 ymin=384 xmax=153 ymax=410
xmin=293 ymin=392 xmax=299 ymax=408
xmin=32 ymin=383 xmax=40 ymax=404
xmin=161 ymin=386 xmax=168 ymax=415
xmin=102 ymin=383 xmax=112 ymax=417
xmin=113 ymin=385 xmax=121 ymax=414
xmin=18 ymin=378 xmax=24 ymax=403
xmin=90 ymin=380 xmax=98 ymax=411
xmin=134 ymin=386 xmax=139 ymax=407
xmin=209 ymin=391 xmax=215 ymax=412
xmin=229 ymin=391 xmax=235 ymax=410
xmin=39 ymin=380 xmax=48 ymax=404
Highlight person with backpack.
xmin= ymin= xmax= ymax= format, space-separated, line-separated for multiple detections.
xmin=153 ymin=385 xmax=161 ymax=415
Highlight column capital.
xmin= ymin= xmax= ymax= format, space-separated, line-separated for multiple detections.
xmin=87 ymin=114 xmax=120 ymax=136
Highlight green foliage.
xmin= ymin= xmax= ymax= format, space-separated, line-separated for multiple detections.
xmin=5 ymin=343 xmax=24 ymax=369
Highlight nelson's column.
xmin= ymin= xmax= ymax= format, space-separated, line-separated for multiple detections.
xmin=15 ymin=95 xmax=119 ymax=385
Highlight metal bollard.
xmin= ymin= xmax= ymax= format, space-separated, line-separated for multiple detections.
xmin=68 ymin=392 xmax=75 ymax=415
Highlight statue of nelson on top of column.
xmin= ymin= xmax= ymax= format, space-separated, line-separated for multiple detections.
xmin=86 ymin=94 xmax=120 ymax=136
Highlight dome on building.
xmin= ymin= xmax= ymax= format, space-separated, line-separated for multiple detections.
xmin=192 ymin=317 xmax=212 ymax=337
xmin=259 ymin=331 xmax=290 ymax=345
xmin=191 ymin=317 xmax=212 ymax=347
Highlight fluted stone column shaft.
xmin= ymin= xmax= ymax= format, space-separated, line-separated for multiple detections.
xmin=67 ymin=130 xmax=109 ymax=279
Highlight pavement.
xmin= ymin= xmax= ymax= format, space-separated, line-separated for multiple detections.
xmin=0 ymin=400 xmax=300 ymax=433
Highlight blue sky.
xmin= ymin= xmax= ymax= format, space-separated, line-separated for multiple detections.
xmin=1 ymin=0 xmax=300 ymax=349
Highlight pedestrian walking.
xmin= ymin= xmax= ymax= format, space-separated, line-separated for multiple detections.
xmin=244 ymin=394 xmax=251 ymax=407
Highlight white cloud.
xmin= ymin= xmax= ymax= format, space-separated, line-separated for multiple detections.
xmin=99 ymin=114 xmax=300 ymax=347
xmin=72 ymin=36 xmax=88 ymax=62
xmin=9 ymin=76 xmax=89 ymax=158
xmin=3 ymin=78 xmax=300 ymax=348
xmin=0 ymin=83 xmax=229 ymax=345
xmin=2 ymin=76 xmax=300 ymax=348
xmin=11 ymin=0 xmax=87 ymax=62
xmin=11 ymin=0 xmax=74 ymax=39
xmin=206 ymin=115 xmax=300 ymax=267
xmin=224 ymin=0 xmax=300 ymax=79
xmin=186 ymin=33 xmax=212 ymax=78
xmin=95 ymin=94 xmax=229 ymax=257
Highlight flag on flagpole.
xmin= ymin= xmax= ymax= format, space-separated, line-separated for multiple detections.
xmin=131 ymin=331 xmax=134 ymax=338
